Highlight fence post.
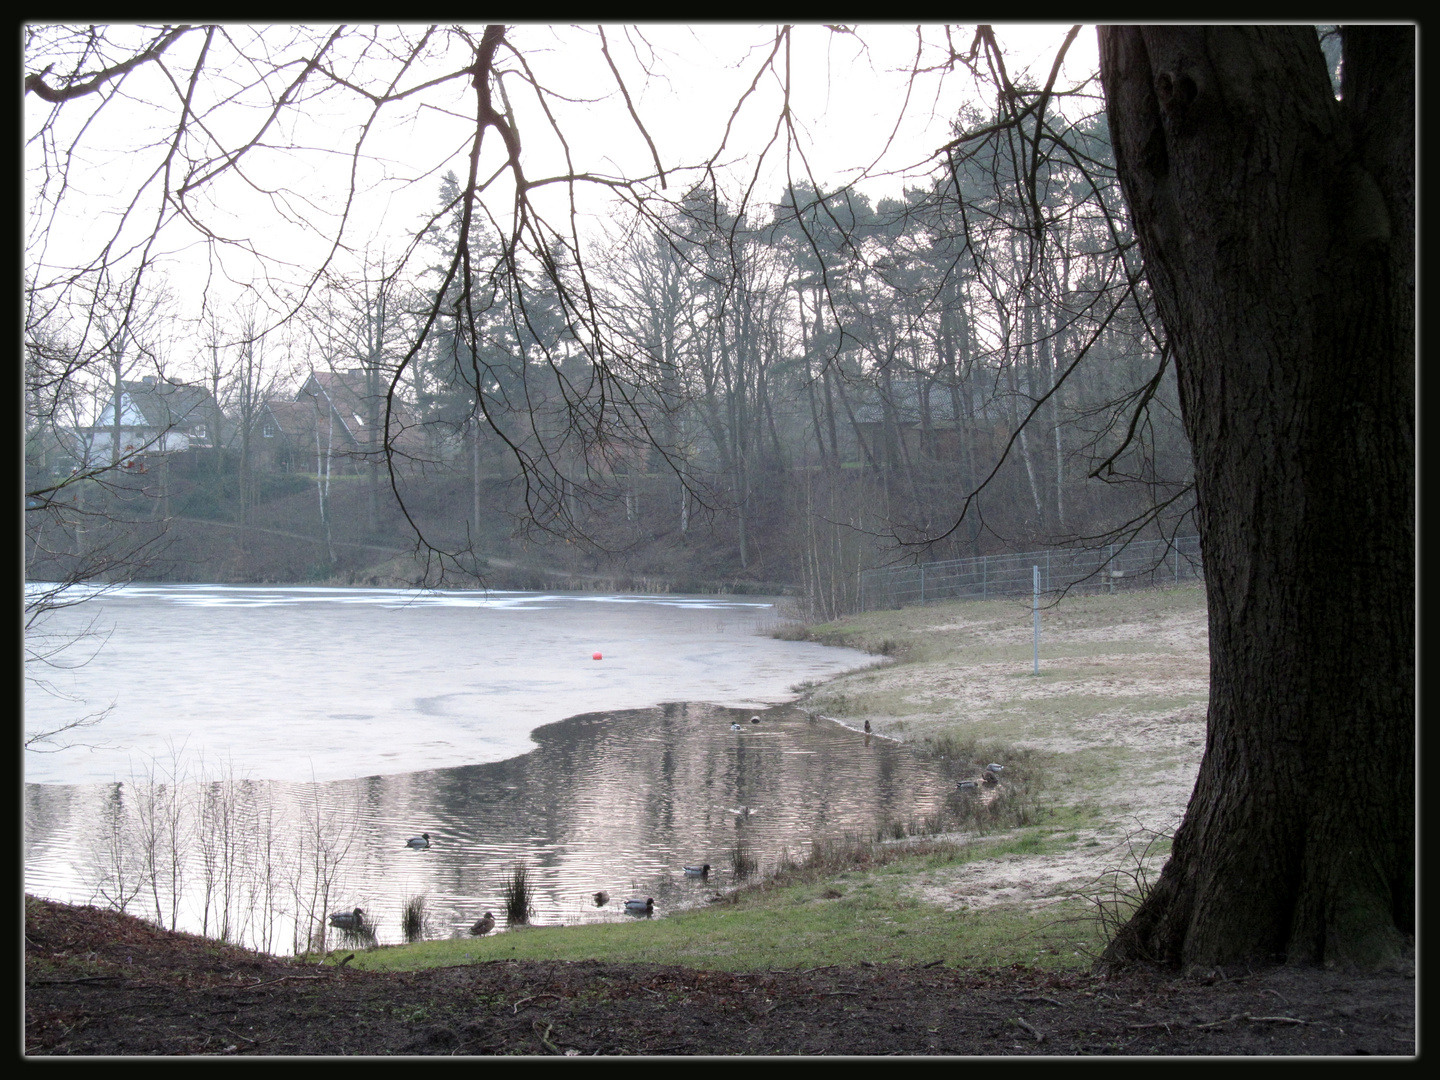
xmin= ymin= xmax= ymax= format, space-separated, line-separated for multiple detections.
xmin=1032 ymin=565 xmax=1041 ymax=675
xmin=920 ymin=563 xmax=925 ymax=605
xmin=982 ymin=555 xmax=988 ymax=600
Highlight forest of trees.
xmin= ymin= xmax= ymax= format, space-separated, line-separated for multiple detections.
xmin=26 ymin=74 xmax=1190 ymax=618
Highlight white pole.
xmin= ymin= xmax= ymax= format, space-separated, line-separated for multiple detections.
xmin=1032 ymin=564 xmax=1041 ymax=675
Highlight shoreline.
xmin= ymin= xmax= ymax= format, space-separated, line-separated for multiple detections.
xmin=24 ymin=695 xmax=951 ymax=953
xmin=777 ymin=584 xmax=1210 ymax=916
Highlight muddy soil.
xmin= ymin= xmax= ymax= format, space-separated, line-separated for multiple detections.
xmin=25 ymin=897 xmax=1414 ymax=1057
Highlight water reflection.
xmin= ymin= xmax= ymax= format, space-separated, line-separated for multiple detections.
xmin=25 ymin=702 xmax=954 ymax=952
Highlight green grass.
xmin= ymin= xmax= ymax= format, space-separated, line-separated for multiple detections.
xmin=328 ymin=831 xmax=1106 ymax=975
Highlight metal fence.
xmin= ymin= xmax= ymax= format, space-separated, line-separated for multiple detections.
xmin=857 ymin=535 xmax=1204 ymax=611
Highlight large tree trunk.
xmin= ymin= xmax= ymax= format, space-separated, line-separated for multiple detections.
xmin=1098 ymin=26 xmax=1413 ymax=970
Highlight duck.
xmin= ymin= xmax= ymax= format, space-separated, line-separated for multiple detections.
xmin=986 ymin=763 xmax=1004 ymax=774
xmin=684 ymin=864 xmax=711 ymax=877
xmin=982 ymin=771 xmax=999 ymax=785
xmin=624 ymin=897 xmax=655 ymax=914
xmin=863 ymin=720 xmax=872 ymax=734
xmin=328 ymin=907 xmax=365 ymax=930
xmin=957 ymin=780 xmax=979 ymax=791
xmin=731 ymin=721 xmax=742 ymax=731
xmin=593 ymin=891 xmax=609 ymax=907
xmin=469 ymin=911 xmax=496 ymax=936
xmin=406 ymin=833 xmax=431 ymax=849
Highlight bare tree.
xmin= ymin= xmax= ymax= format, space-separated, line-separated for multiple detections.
xmin=24 ymin=277 xmax=177 ymax=750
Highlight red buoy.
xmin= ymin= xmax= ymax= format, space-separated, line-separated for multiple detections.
xmin=592 ymin=652 xmax=603 ymax=660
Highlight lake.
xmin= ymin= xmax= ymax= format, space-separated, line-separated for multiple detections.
xmin=24 ymin=584 xmax=958 ymax=952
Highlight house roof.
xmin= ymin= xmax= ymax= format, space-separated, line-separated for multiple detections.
xmin=296 ymin=369 xmax=421 ymax=446
xmin=257 ymin=399 xmax=333 ymax=439
xmin=91 ymin=378 xmax=219 ymax=444
xmin=123 ymin=379 xmax=215 ymax=427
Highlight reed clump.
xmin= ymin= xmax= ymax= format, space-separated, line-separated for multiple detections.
xmin=729 ymin=840 xmax=758 ymax=879
xmin=502 ymin=863 xmax=536 ymax=926
xmin=400 ymin=894 xmax=429 ymax=944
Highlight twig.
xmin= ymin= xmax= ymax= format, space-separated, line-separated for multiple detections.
xmin=1016 ymin=994 xmax=1066 ymax=1007
xmin=1195 ymin=1012 xmax=1311 ymax=1029
xmin=534 ymin=1021 xmax=559 ymax=1054
xmin=1014 ymin=1016 xmax=1047 ymax=1043
xmin=229 ymin=974 xmax=330 ymax=990
xmin=512 ymin=992 xmax=562 ymax=1014
xmin=1194 ymin=1013 xmax=1244 ymax=1029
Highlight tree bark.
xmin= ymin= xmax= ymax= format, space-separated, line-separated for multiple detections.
xmin=1098 ymin=26 xmax=1413 ymax=970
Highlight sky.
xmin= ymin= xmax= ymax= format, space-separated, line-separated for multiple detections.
xmin=24 ymin=24 xmax=1103 ymax=381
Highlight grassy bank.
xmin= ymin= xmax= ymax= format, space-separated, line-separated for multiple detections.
xmin=330 ymin=831 xmax=1107 ymax=974
xmin=792 ymin=584 xmax=1209 ymax=825
xmin=326 ymin=585 xmax=1208 ymax=976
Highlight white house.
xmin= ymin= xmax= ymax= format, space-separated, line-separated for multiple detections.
xmin=80 ymin=376 xmax=220 ymax=470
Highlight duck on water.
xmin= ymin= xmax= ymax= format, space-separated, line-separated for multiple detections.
xmin=328 ymin=907 xmax=365 ymax=930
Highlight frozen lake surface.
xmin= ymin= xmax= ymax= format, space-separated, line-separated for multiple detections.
xmin=24 ymin=583 xmax=876 ymax=786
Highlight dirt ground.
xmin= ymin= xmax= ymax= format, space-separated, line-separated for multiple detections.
xmin=25 ymin=897 xmax=1415 ymax=1057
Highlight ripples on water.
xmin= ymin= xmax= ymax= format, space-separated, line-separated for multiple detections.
xmin=25 ymin=702 xmax=956 ymax=952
